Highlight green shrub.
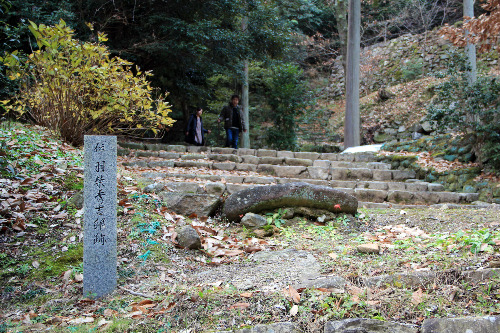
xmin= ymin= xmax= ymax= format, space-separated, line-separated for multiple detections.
xmin=265 ymin=62 xmax=311 ymax=151
xmin=1 ymin=20 xmax=174 ymax=146
xmin=427 ymin=52 xmax=500 ymax=172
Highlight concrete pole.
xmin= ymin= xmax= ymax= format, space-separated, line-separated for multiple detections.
xmin=464 ymin=0 xmax=477 ymax=84
xmin=344 ymin=0 xmax=361 ymax=148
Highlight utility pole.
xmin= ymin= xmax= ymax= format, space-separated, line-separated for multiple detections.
xmin=464 ymin=0 xmax=477 ymax=84
xmin=241 ymin=16 xmax=250 ymax=148
xmin=344 ymin=0 xmax=361 ymax=148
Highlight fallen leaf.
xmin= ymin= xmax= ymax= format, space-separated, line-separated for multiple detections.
xmin=329 ymin=253 xmax=338 ymax=260
xmin=137 ymin=299 xmax=154 ymax=306
xmin=240 ymin=292 xmax=253 ymax=298
xmin=103 ymin=309 xmax=118 ymax=317
xmin=229 ymin=302 xmax=250 ymax=310
xmin=290 ymin=304 xmax=299 ymax=316
xmin=283 ymin=285 xmax=300 ymax=304
xmin=411 ymin=288 xmax=425 ymax=305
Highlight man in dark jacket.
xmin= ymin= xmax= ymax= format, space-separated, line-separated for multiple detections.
xmin=217 ymin=95 xmax=246 ymax=149
xmin=186 ymin=107 xmax=210 ymax=146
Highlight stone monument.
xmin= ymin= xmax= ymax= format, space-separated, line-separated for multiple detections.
xmin=83 ymin=136 xmax=117 ymax=298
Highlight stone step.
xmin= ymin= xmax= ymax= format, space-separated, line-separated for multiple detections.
xmin=118 ymin=142 xmax=380 ymax=162
xmin=138 ymin=173 xmax=478 ymax=205
xmin=139 ymin=171 xmax=443 ymax=192
xmin=122 ymin=159 xmax=413 ymax=182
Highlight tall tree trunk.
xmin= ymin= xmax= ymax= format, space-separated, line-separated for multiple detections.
xmin=241 ymin=16 xmax=250 ymax=148
xmin=464 ymin=0 xmax=477 ymax=84
xmin=334 ymin=0 xmax=349 ymax=76
xmin=344 ymin=0 xmax=361 ymax=148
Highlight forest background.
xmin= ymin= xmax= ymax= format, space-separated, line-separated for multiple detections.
xmin=0 ymin=0 xmax=496 ymax=153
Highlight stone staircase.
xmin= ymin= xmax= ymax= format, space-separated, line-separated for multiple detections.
xmin=118 ymin=142 xmax=480 ymax=209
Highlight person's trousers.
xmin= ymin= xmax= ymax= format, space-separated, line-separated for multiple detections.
xmin=226 ymin=128 xmax=239 ymax=149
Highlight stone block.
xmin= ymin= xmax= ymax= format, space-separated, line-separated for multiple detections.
xmin=242 ymin=155 xmax=259 ymax=164
xmin=136 ymin=151 xmax=158 ymax=158
xmin=354 ymin=189 xmax=387 ymax=203
xmin=413 ymin=191 xmax=441 ymax=204
xmin=337 ymin=154 xmax=355 ymax=162
xmin=330 ymin=180 xmax=357 ymax=189
xmin=357 ymin=181 xmax=389 ymax=191
xmin=421 ymin=316 xmax=500 ymax=333
xmin=117 ymin=148 xmax=130 ymax=156
xmin=273 ymin=166 xmax=308 ymax=178
xmin=213 ymin=162 xmax=236 ymax=171
xmin=354 ymin=154 xmax=377 ymax=162
xmin=236 ymin=163 xmax=257 ymax=172
xmin=349 ymin=168 xmax=373 ymax=180
xmin=159 ymin=193 xmax=221 ymax=216
xmin=313 ymin=160 xmax=331 ymax=168
xmin=392 ymin=170 xmax=416 ymax=180
xmin=367 ymin=162 xmax=391 ymax=170
xmin=158 ymin=152 xmax=180 ymax=159
xmin=259 ymin=157 xmax=284 ymax=165
xmin=335 ymin=187 xmax=355 ymax=195
xmin=211 ymin=147 xmax=236 ymax=154
xmin=174 ymin=161 xmax=212 ymax=168
xmin=256 ymin=164 xmax=276 ymax=175
xmin=460 ymin=193 xmax=479 ymax=203
xmin=187 ymin=145 xmax=211 ymax=153
xmin=387 ymin=190 xmax=415 ymax=203
xmin=256 ymin=149 xmax=277 ymax=157
xmin=373 ymin=170 xmax=393 ymax=181
xmin=319 ymin=153 xmax=339 ymax=161
xmin=434 ymin=191 xmax=461 ymax=204
xmin=164 ymin=182 xmax=202 ymax=194
xmin=141 ymin=171 xmax=167 ymax=179
xmin=428 ymin=183 xmax=445 ymax=192
xmin=387 ymin=182 xmax=406 ymax=190
xmin=148 ymin=161 xmax=175 ymax=168
xmin=285 ymin=158 xmax=313 ymax=167
xmin=167 ymin=145 xmax=187 ymax=152
xmin=277 ymin=151 xmax=294 ymax=158
xmin=144 ymin=143 xmax=162 ymax=151
xmin=301 ymin=179 xmax=330 ymax=186
xmin=294 ymin=152 xmax=320 ymax=160
xmin=125 ymin=161 xmax=148 ymax=168
xmin=307 ymin=167 xmax=330 ymax=180
xmin=181 ymin=153 xmax=206 ymax=160
xmin=236 ymin=148 xmax=255 ymax=156
xmin=205 ymin=182 xmax=227 ymax=195
xmin=406 ymin=182 xmax=429 ymax=192
xmin=225 ymin=176 xmax=244 ymax=184
xmin=244 ymin=176 xmax=275 ymax=184
xmin=208 ymin=154 xmax=242 ymax=163
xmin=331 ymin=168 xmax=349 ymax=180
xmin=325 ymin=319 xmax=417 ymax=333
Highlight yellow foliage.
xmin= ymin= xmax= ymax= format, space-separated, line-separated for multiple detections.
xmin=2 ymin=19 xmax=174 ymax=146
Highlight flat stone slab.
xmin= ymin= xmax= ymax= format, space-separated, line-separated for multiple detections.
xmin=193 ymin=249 xmax=343 ymax=291
xmin=222 ymin=182 xmax=358 ymax=222
xmin=325 ymin=319 xmax=417 ymax=333
xmin=421 ymin=316 xmax=500 ymax=333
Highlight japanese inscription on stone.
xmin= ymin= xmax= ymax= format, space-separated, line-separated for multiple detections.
xmin=83 ymin=136 xmax=117 ymax=298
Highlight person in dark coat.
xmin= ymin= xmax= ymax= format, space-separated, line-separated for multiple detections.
xmin=217 ymin=95 xmax=246 ymax=149
xmin=185 ymin=107 xmax=211 ymax=146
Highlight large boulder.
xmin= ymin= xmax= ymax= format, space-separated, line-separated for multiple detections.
xmin=222 ymin=182 xmax=357 ymax=222
xmin=159 ymin=193 xmax=221 ymax=217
